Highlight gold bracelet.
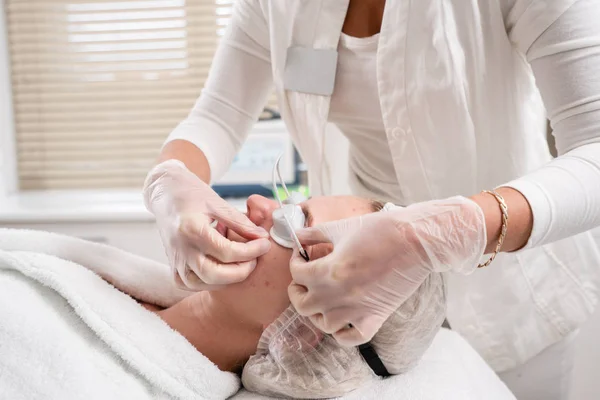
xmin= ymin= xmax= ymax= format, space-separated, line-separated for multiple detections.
xmin=478 ymin=190 xmax=509 ymax=268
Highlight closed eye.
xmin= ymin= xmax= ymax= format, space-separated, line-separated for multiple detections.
xmin=300 ymin=204 xmax=313 ymax=228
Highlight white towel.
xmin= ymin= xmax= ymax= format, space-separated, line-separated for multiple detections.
xmin=0 ymin=228 xmax=240 ymax=400
xmin=0 ymin=228 xmax=190 ymax=308
xmin=0 ymin=228 xmax=515 ymax=400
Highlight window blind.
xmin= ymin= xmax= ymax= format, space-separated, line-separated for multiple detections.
xmin=5 ymin=0 xmax=272 ymax=190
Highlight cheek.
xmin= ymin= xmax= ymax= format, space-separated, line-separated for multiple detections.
xmin=255 ymin=244 xmax=293 ymax=293
xmin=212 ymin=242 xmax=294 ymax=326
xmin=250 ymin=244 xmax=294 ymax=323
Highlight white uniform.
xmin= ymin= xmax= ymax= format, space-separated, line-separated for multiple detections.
xmin=166 ymin=0 xmax=600 ymax=397
xmin=329 ymin=32 xmax=404 ymax=204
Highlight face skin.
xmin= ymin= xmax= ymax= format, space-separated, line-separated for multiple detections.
xmin=155 ymin=195 xmax=378 ymax=372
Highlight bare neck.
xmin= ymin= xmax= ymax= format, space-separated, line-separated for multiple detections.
xmin=157 ymin=292 xmax=263 ymax=372
xmin=343 ymin=0 xmax=386 ymax=37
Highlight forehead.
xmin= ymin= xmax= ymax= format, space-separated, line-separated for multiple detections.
xmin=302 ymin=196 xmax=373 ymax=224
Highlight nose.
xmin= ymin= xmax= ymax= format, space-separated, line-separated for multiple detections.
xmin=246 ymin=195 xmax=279 ymax=229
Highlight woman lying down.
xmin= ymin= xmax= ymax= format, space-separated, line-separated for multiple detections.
xmin=145 ymin=194 xmax=445 ymax=398
xmin=0 ymin=195 xmax=444 ymax=399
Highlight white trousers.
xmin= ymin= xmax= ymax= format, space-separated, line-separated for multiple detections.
xmin=497 ymin=331 xmax=578 ymax=400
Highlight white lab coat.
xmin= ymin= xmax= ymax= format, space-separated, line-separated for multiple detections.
xmin=167 ymin=0 xmax=600 ymax=372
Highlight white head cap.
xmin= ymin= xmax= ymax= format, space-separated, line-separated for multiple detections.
xmin=242 ymin=272 xmax=446 ymax=398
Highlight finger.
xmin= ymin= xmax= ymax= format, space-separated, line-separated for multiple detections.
xmin=333 ymin=314 xmax=383 ymax=347
xmin=294 ymin=226 xmax=333 ymax=246
xmin=289 ymin=248 xmax=332 ymax=286
xmin=288 ymin=282 xmax=324 ymax=316
xmin=288 ymin=282 xmax=308 ymax=309
xmin=188 ymin=252 xmax=258 ymax=285
xmin=174 ymin=268 xmax=195 ymax=291
xmin=288 ymin=277 xmax=332 ymax=316
xmin=204 ymin=228 xmax=271 ymax=263
xmin=171 ymin=248 xmax=201 ymax=291
xmin=211 ymin=200 xmax=269 ymax=239
xmin=309 ymin=308 xmax=353 ymax=335
xmin=215 ymin=221 xmax=228 ymax=237
xmin=175 ymin=265 xmax=209 ymax=291
xmin=332 ymin=326 xmax=368 ymax=347
xmin=181 ymin=217 xmax=271 ymax=263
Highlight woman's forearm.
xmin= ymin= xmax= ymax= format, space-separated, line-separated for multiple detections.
xmin=156 ymin=3 xmax=274 ymax=185
xmin=470 ymin=187 xmax=533 ymax=254
xmin=159 ymin=140 xmax=212 ymax=184
xmin=492 ymin=0 xmax=600 ymax=250
xmin=470 ymin=0 xmax=600 ymax=254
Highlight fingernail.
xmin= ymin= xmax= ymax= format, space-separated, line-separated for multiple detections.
xmin=258 ymin=238 xmax=271 ymax=253
xmin=294 ymin=228 xmax=308 ymax=239
xmin=249 ymin=258 xmax=258 ymax=271
xmin=254 ymin=227 xmax=270 ymax=238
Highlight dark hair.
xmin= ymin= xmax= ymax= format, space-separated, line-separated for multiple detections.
xmin=370 ymin=199 xmax=385 ymax=212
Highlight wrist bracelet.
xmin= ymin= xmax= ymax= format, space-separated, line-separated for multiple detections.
xmin=478 ymin=190 xmax=508 ymax=268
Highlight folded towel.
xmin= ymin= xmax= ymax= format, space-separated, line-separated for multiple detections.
xmin=0 ymin=228 xmax=190 ymax=308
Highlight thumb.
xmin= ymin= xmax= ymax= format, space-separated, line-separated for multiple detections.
xmin=297 ymin=215 xmax=364 ymax=246
xmin=295 ymin=224 xmax=335 ymax=246
xmin=211 ymin=203 xmax=269 ymax=240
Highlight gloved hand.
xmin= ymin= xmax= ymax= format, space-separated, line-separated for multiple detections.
xmin=144 ymin=159 xmax=271 ymax=290
xmin=288 ymin=196 xmax=486 ymax=346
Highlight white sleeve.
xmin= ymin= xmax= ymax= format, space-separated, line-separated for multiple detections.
xmin=165 ymin=0 xmax=273 ymax=182
xmin=503 ymin=0 xmax=600 ymax=248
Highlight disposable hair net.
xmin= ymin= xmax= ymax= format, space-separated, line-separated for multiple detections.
xmin=242 ymin=271 xmax=446 ymax=399
xmin=370 ymin=270 xmax=446 ymax=374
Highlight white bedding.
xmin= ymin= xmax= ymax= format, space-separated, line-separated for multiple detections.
xmin=0 ymin=229 xmax=515 ymax=399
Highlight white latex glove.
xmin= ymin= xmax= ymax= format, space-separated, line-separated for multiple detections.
xmin=288 ymin=196 xmax=486 ymax=346
xmin=143 ymin=159 xmax=271 ymax=290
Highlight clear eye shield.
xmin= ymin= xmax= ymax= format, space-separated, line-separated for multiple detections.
xmin=270 ymin=155 xmax=309 ymax=261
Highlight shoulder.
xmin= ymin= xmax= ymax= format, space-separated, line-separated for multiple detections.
xmin=500 ymin=0 xmax=580 ymax=53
